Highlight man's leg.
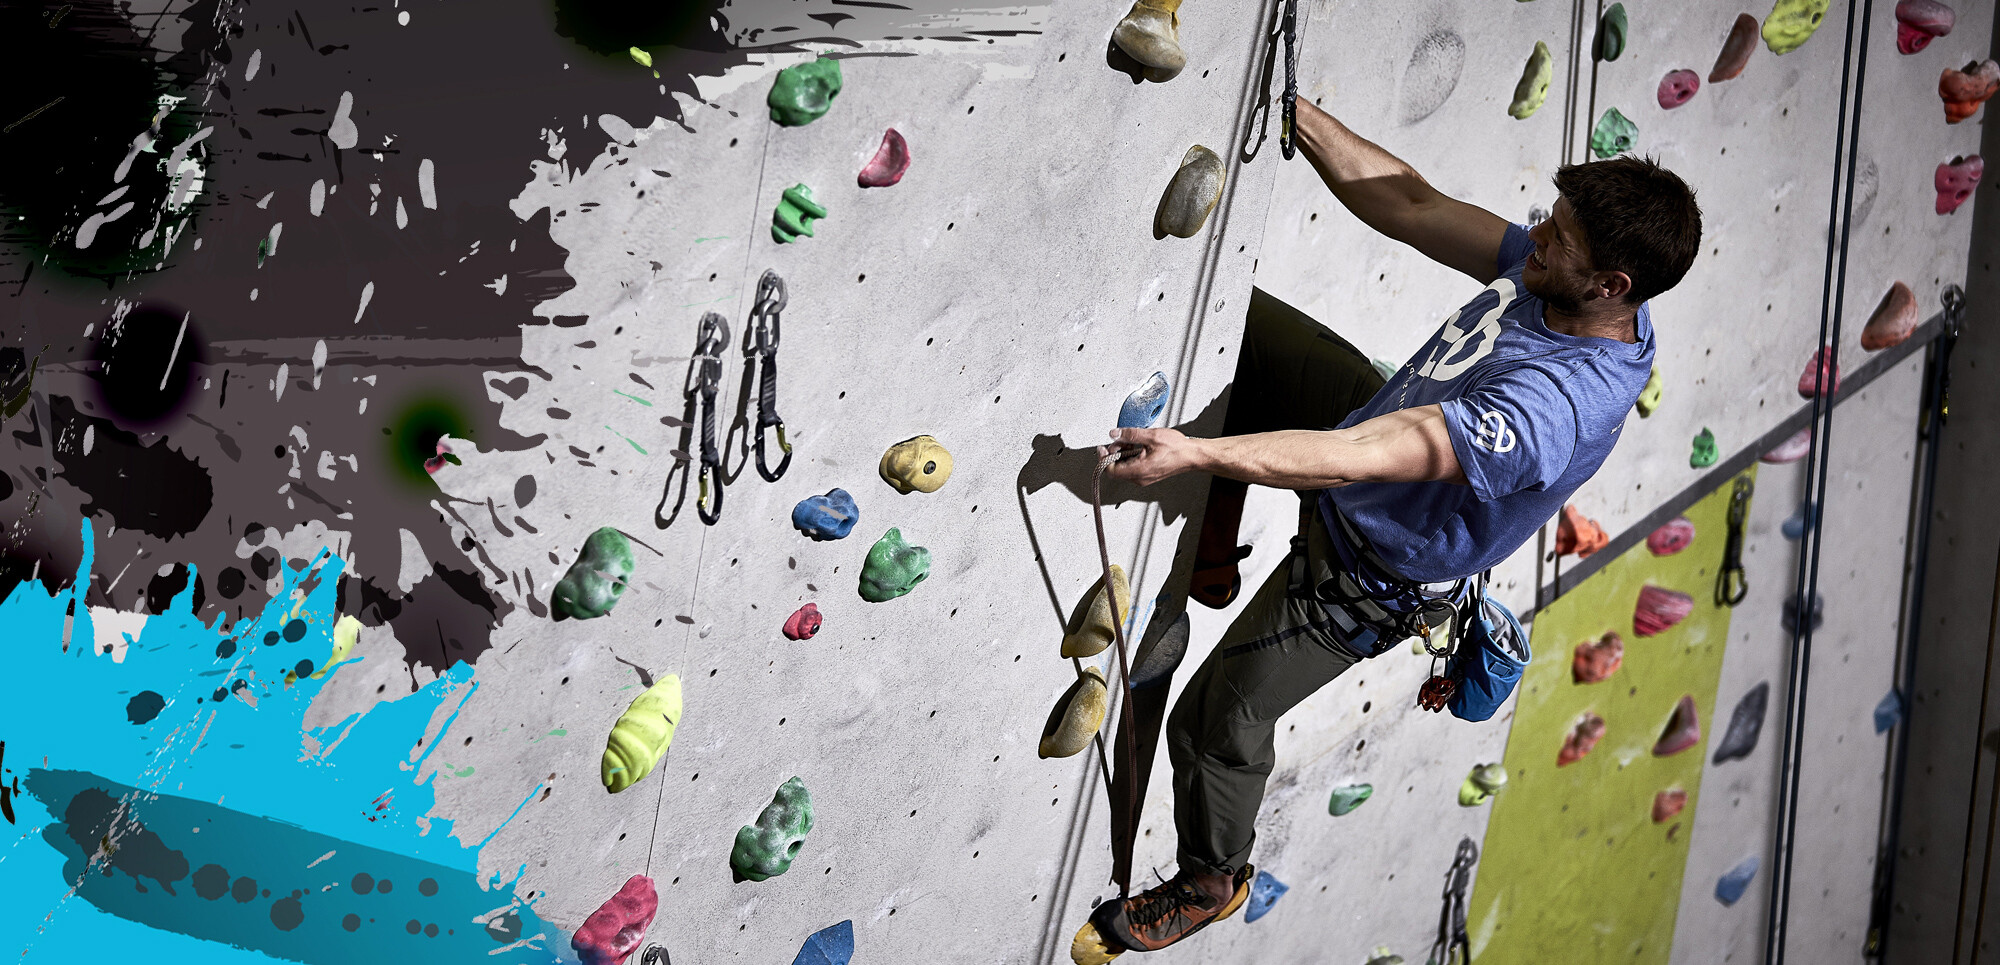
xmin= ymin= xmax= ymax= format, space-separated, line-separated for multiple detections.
xmin=1191 ymin=287 xmax=1387 ymax=607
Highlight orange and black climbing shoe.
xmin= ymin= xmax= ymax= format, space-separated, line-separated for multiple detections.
xmin=1097 ymin=864 xmax=1255 ymax=953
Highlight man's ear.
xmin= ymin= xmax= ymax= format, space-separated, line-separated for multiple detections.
xmin=1595 ymin=270 xmax=1634 ymax=301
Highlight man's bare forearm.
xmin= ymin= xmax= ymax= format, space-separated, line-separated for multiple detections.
xmin=1187 ymin=408 xmax=1464 ymax=490
xmin=1293 ymin=96 xmax=1446 ymax=242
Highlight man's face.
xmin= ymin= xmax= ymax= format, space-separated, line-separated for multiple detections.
xmin=1523 ymin=198 xmax=1599 ymax=313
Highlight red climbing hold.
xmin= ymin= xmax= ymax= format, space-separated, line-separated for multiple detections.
xmin=1797 ymin=346 xmax=1840 ymax=399
xmin=1652 ymin=788 xmax=1688 ymax=823
xmin=423 ymin=440 xmax=453 ymax=475
xmin=1862 ymin=281 xmax=1920 ymax=350
xmin=1940 ymin=60 xmax=2000 ymax=124
xmin=1761 ymin=426 xmax=1812 ymax=464
xmin=859 ymin=128 xmax=910 ymax=188
xmin=1653 ymin=695 xmax=1702 ymax=756
xmin=784 ymin=603 xmax=823 ymax=641
xmin=573 ymin=875 xmax=658 ymax=965
xmin=1936 ymin=155 xmax=1983 ymax=214
xmin=1634 ymin=585 xmax=1695 ymax=638
xmin=1658 ymin=69 xmax=1700 ymax=109
xmin=1896 ymin=0 xmax=1955 ymax=54
xmin=1556 ymin=505 xmax=1608 ymax=559
xmin=1710 ymin=14 xmax=1759 ymax=83
xmin=1558 ymin=712 xmax=1607 ymax=766
xmin=1572 ymin=632 xmax=1625 ymax=684
xmin=1647 ymin=517 xmax=1696 ymax=556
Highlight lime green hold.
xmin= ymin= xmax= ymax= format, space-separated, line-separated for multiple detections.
xmin=859 ymin=527 xmax=931 ymax=602
xmin=1594 ymin=3 xmax=1629 ymax=62
xmin=772 ymin=184 xmax=827 ymax=244
xmin=1590 ymin=107 xmax=1637 ymax=159
xmin=732 ymin=777 xmax=814 ymax=881
xmin=1636 ymin=366 xmax=1664 ymax=417
xmin=1691 ymin=427 xmax=1718 ymax=468
xmin=602 ymin=675 xmax=682 ymax=794
xmin=1763 ymin=0 xmax=1830 ymax=55
xmin=628 ymin=47 xmax=653 ymax=68
xmin=768 ymin=56 xmax=843 ymax=126
xmin=551 ymin=527 xmax=635 ymax=621
xmin=1510 ymin=41 xmax=1553 ymax=120
xmin=1328 ymin=783 xmax=1374 ymax=816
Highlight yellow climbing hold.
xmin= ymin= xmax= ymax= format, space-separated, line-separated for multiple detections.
xmin=1636 ymin=366 xmax=1663 ymax=417
xmin=1039 ymin=667 xmax=1108 ymax=759
xmin=1762 ymin=0 xmax=1829 ymax=55
xmin=879 ymin=434 xmax=953 ymax=494
xmin=1061 ymin=565 xmax=1132 ymax=658
xmin=1457 ymin=762 xmax=1508 ymax=806
xmin=601 ymin=675 xmax=683 ymax=794
xmin=309 ymin=615 xmax=362 ymax=680
xmin=1070 ymin=920 xmax=1124 ymax=964
xmin=628 ymin=47 xmax=653 ymax=68
xmin=1510 ymin=41 xmax=1553 ymax=120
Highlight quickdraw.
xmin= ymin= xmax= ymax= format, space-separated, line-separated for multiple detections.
xmin=690 ymin=310 xmax=728 ymax=525
xmin=1716 ymin=474 xmax=1752 ymax=607
xmin=1426 ymin=837 xmax=1480 ymax=965
xmin=1278 ymin=0 xmax=1298 ymax=159
xmin=746 ymin=269 xmax=794 ymax=482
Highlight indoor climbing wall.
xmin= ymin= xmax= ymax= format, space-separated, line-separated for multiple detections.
xmin=0 ymin=0 xmax=1988 ymax=964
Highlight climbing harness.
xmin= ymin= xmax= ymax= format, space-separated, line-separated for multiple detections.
xmin=690 ymin=311 xmax=728 ymax=525
xmin=1426 ymin=837 xmax=1479 ymax=965
xmin=1715 ymin=475 xmax=1752 ymax=607
xmin=746 ymin=269 xmax=794 ymax=483
xmin=1278 ymin=0 xmax=1298 ymax=160
xmin=1091 ymin=453 xmax=1144 ymax=897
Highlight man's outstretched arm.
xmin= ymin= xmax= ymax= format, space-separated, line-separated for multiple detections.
xmin=1294 ymin=97 xmax=1511 ymax=284
xmin=1101 ymin=407 xmax=1467 ymax=490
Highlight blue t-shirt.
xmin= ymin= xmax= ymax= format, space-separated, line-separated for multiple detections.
xmin=1321 ymin=223 xmax=1656 ymax=583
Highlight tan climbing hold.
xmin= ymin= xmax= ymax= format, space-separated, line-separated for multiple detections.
xmin=1039 ymin=667 xmax=1109 ymax=759
xmin=1062 ymin=565 xmax=1132 ymax=658
xmin=1710 ymin=13 xmax=1759 ymax=82
xmin=879 ymin=435 xmax=953 ymax=494
xmin=1157 ymin=145 xmax=1225 ymax=239
xmin=1112 ymin=0 xmax=1187 ymax=80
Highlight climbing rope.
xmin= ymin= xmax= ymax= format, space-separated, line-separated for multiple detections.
xmin=1715 ymin=475 xmax=1752 ymax=607
xmin=691 ymin=311 xmax=728 ymax=525
xmin=1426 ymin=836 xmax=1478 ymax=965
xmin=746 ymin=269 xmax=794 ymax=483
xmin=1092 ymin=452 xmax=1144 ymax=896
xmin=1766 ymin=0 xmax=1876 ymax=961
xmin=1278 ymin=0 xmax=1298 ymax=160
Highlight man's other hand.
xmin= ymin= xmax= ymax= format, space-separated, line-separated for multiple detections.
xmin=1100 ymin=427 xmax=1201 ymax=487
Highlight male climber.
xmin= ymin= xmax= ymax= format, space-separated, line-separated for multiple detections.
xmin=1088 ymin=95 xmax=1703 ymax=953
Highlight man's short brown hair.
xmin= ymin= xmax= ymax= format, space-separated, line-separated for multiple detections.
xmin=1552 ymin=156 xmax=1703 ymax=304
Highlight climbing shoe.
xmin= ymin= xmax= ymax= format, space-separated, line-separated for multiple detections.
xmin=1190 ymin=544 xmax=1251 ymax=609
xmin=1096 ymin=864 xmax=1255 ymax=955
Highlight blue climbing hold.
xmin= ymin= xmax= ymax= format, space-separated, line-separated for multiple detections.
xmin=1243 ymin=869 xmax=1289 ymax=923
xmin=1874 ymin=690 xmax=1904 ymax=735
xmin=792 ymin=489 xmax=859 ymax=541
xmin=1781 ymin=501 xmax=1820 ymax=541
xmin=1118 ymin=371 xmax=1171 ymax=428
xmin=1716 ymin=855 xmax=1760 ymax=906
xmin=791 ymin=920 xmax=854 ymax=965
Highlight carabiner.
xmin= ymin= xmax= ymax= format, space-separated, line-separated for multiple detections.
xmin=1715 ymin=475 xmax=1753 ymax=607
xmin=691 ymin=311 xmax=728 ymax=525
xmin=747 ymin=269 xmax=793 ymax=482
xmin=1277 ymin=0 xmax=1298 ymax=160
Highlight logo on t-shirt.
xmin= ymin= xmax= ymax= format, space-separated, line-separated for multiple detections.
xmin=1418 ymin=278 xmax=1518 ymax=383
xmin=1475 ymin=410 xmax=1517 ymax=453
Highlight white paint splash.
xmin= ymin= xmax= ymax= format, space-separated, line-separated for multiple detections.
xmin=275 ymin=363 xmax=289 ymax=402
xmin=329 ymin=91 xmax=358 ymax=150
xmin=74 ymin=203 xmax=135 ymax=249
xmin=161 ymin=311 xmax=189 ymax=391
xmin=245 ymin=48 xmax=263 ymax=81
xmin=353 ymin=282 xmax=375 ymax=324
xmin=311 ymin=339 xmax=328 ymax=390
xmin=397 ymin=528 xmax=429 ymax=593
xmin=418 ymin=159 xmax=436 ymax=209
xmin=309 ymin=179 xmax=326 ymax=216
xmin=395 ymin=197 xmax=408 ymax=229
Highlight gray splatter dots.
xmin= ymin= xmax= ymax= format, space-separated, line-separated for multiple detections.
xmin=342 ymin=913 xmax=361 ymax=932
xmin=1398 ymin=31 xmax=1466 ymax=126
xmin=351 ymin=872 xmax=375 ymax=893
xmin=232 ymin=876 xmax=259 ymax=903
xmin=192 ymin=864 xmax=230 ymax=900
xmin=418 ymin=877 xmax=439 ymax=896
xmin=514 ymin=475 xmax=536 ymax=507
xmin=270 ymin=895 xmax=304 ymax=931
xmin=282 ymin=619 xmax=307 ymax=642
xmin=125 ymin=691 xmax=165 ymax=724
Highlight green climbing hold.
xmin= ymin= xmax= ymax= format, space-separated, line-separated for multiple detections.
xmin=772 ymin=184 xmax=827 ymax=244
xmin=1763 ymin=0 xmax=1830 ymax=55
xmin=601 ymin=675 xmax=682 ymax=794
xmin=1635 ymin=366 xmax=1663 ymax=417
xmin=1457 ymin=763 xmax=1508 ymax=806
xmin=731 ymin=777 xmax=814 ymax=881
xmin=768 ymin=56 xmax=843 ymax=126
xmin=1590 ymin=108 xmax=1636 ymax=159
xmin=629 ymin=47 xmax=653 ymax=68
xmin=1594 ymin=4 xmax=1629 ymax=62
xmin=859 ymin=527 xmax=931 ymax=602
xmin=1328 ymin=783 xmax=1374 ymax=816
xmin=1690 ymin=427 xmax=1718 ymax=468
xmin=1509 ymin=41 xmax=1553 ymax=120
xmin=552 ymin=527 xmax=635 ymax=621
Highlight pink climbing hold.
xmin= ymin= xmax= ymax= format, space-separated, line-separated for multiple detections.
xmin=1572 ymin=632 xmax=1625 ymax=684
xmin=1797 ymin=346 xmax=1840 ymax=399
xmin=423 ymin=440 xmax=453 ymax=475
xmin=1652 ymin=788 xmax=1688 ymax=823
xmin=784 ymin=602 xmax=823 ymax=641
xmin=1936 ymin=155 xmax=1983 ymax=214
xmin=1634 ymin=585 xmax=1695 ymax=638
xmin=1558 ymin=712 xmax=1607 ymax=767
xmin=572 ymin=875 xmax=658 ymax=965
xmin=1761 ymin=426 xmax=1813 ymax=464
xmin=1896 ymin=0 xmax=1955 ymax=54
xmin=1653 ymin=695 xmax=1702 ymax=757
xmin=1647 ymin=517 xmax=1696 ymax=556
xmin=1940 ymin=60 xmax=2000 ymax=124
xmin=1862 ymin=281 xmax=1920 ymax=350
xmin=858 ymin=128 xmax=911 ymax=188
xmin=1658 ymin=69 xmax=1701 ymax=109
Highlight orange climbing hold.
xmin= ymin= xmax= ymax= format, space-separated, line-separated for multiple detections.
xmin=1653 ymin=695 xmax=1702 ymax=756
xmin=1798 ymin=346 xmax=1840 ymax=398
xmin=1940 ymin=60 xmax=2000 ymax=123
xmin=1634 ymin=585 xmax=1694 ymax=637
xmin=1556 ymin=505 xmax=1609 ymax=558
xmin=1862 ymin=281 xmax=1919 ymax=351
xmin=1558 ymin=712 xmax=1607 ymax=766
xmin=1652 ymin=788 xmax=1688 ymax=823
xmin=1710 ymin=14 xmax=1759 ymax=82
xmin=1573 ymin=632 xmax=1624 ymax=683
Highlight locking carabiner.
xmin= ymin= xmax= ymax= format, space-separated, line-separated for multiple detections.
xmin=1715 ymin=474 xmax=1753 ymax=607
xmin=691 ymin=311 xmax=729 ymax=525
xmin=747 ymin=269 xmax=793 ymax=482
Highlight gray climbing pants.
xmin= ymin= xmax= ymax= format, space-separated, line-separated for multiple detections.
xmin=1166 ymin=286 xmax=1388 ymax=877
